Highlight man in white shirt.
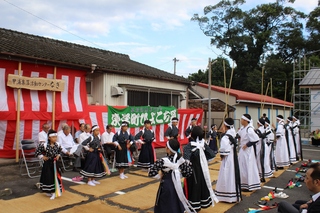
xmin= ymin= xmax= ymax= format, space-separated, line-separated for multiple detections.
xmin=38 ymin=123 xmax=50 ymax=145
xmin=57 ymin=125 xmax=82 ymax=171
xmin=74 ymin=123 xmax=85 ymax=143
xmin=79 ymin=124 xmax=92 ymax=143
xmin=101 ymin=124 xmax=116 ymax=161
xmin=277 ymin=163 xmax=320 ymax=213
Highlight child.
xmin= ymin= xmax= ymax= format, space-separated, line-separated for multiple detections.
xmin=215 ymin=118 xmax=242 ymax=203
xmin=149 ymin=139 xmax=194 ymax=213
xmin=80 ymin=125 xmax=106 ymax=186
xmin=35 ymin=129 xmax=62 ymax=200
xmin=135 ymin=120 xmax=155 ymax=169
xmin=183 ymin=126 xmax=218 ymax=211
xmin=164 ymin=117 xmax=180 ymax=140
xmin=207 ymin=124 xmax=218 ymax=153
xmin=113 ymin=121 xmax=135 ymax=179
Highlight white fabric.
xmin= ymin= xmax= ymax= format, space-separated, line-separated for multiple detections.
xmin=286 ymin=122 xmax=297 ymax=163
xmin=237 ymin=125 xmax=261 ymax=191
xmin=0 ymin=69 xmax=8 ymax=111
xmin=293 ymin=121 xmax=301 ymax=154
xmin=167 ymin=141 xmax=177 ymax=153
xmin=215 ymin=129 xmax=238 ymax=202
xmin=38 ymin=130 xmax=48 ymax=143
xmin=101 ymin=131 xmax=115 ymax=144
xmin=162 ymin=156 xmax=196 ymax=213
xmin=275 ymin=121 xmax=290 ymax=167
xmin=191 ymin=138 xmax=219 ymax=206
xmin=256 ymin=126 xmax=273 ymax=178
xmin=79 ymin=132 xmax=91 ymax=143
xmin=57 ymin=131 xmax=75 ymax=154
xmin=312 ymin=191 xmax=320 ymax=202
xmin=241 ymin=115 xmax=250 ymax=122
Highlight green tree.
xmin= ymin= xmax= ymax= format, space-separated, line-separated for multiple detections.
xmin=188 ymin=57 xmax=233 ymax=87
xmin=192 ymin=0 xmax=305 ymax=94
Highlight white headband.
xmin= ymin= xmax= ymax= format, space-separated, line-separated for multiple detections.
xmin=292 ymin=116 xmax=297 ymax=120
xmin=166 ymin=141 xmax=177 ymax=153
xmin=92 ymin=126 xmax=99 ymax=131
xmin=49 ymin=133 xmax=57 ymax=137
xmin=257 ymin=120 xmax=263 ymax=126
xmin=276 ymin=116 xmax=283 ymax=121
xmin=241 ymin=115 xmax=250 ymax=122
xmin=121 ymin=123 xmax=128 ymax=127
xmin=172 ymin=119 xmax=178 ymax=122
xmin=224 ymin=121 xmax=233 ymax=128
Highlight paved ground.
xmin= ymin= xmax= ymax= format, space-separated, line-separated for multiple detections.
xmin=0 ymin=145 xmax=319 ymax=213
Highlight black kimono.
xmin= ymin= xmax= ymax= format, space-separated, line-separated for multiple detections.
xmin=149 ymin=155 xmax=193 ymax=213
xmin=207 ymin=129 xmax=218 ymax=153
xmin=35 ymin=142 xmax=62 ymax=193
xmin=135 ymin=128 xmax=155 ymax=168
xmin=164 ymin=125 xmax=180 ymax=140
xmin=113 ymin=131 xmax=135 ymax=168
xmin=183 ymin=141 xmax=216 ymax=210
xmin=80 ymin=135 xmax=106 ymax=178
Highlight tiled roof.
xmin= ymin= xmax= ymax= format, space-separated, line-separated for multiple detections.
xmin=197 ymin=82 xmax=293 ymax=107
xmin=0 ymin=28 xmax=190 ymax=84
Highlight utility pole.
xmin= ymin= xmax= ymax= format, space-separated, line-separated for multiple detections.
xmin=173 ymin=57 xmax=179 ymax=75
xmin=208 ymin=58 xmax=212 ymax=130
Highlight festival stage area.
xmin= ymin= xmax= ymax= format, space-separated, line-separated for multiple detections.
xmin=0 ymin=145 xmax=319 ymax=213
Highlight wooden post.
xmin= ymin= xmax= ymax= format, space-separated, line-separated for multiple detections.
xmin=270 ymin=78 xmax=274 ymax=125
xmin=15 ymin=62 xmax=22 ymax=162
xmin=284 ymin=81 xmax=287 ymax=116
xmin=208 ymin=58 xmax=212 ymax=130
xmin=225 ymin=61 xmax=234 ymax=118
xmin=52 ymin=67 xmax=57 ymax=130
xmin=260 ymin=67 xmax=264 ymax=116
xmin=261 ymin=82 xmax=270 ymax=113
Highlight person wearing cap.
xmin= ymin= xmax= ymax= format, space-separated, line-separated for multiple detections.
xmin=80 ymin=125 xmax=106 ymax=186
xmin=165 ymin=117 xmax=180 ymax=140
xmin=35 ymin=129 xmax=62 ymax=200
xmin=207 ymin=124 xmax=218 ymax=154
xmin=183 ymin=126 xmax=217 ymax=210
xmin=275 ymin=115 xmax=290 ymax=169
xmin=255 ymin=118 xmax=273 ymax=182
xmin=215 ymin=118 xmax=242 ymax=203
xmin=292 ymin=115 xmax=302 ymax=157
xmin=185 ymin=118 xmax=197 ymax=142
xmin=148 ymin=139 xmax=194 ymax=213
xmin=285 ymin=117 xmax=298 ymax=164
xmin=237 ymin=114 xmax=261 ymax=191
xmin=135 ymin=120 xmax=155 ymax=169
xmin=113 ymin=121 xmax=135 ymax=179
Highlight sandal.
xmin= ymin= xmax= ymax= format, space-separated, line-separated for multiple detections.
xmin=274 ymin=192 xmax=289 ymax=198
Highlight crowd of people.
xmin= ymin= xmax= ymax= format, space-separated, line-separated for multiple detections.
xmin=32 ymin=113 xmax=319 ymax=213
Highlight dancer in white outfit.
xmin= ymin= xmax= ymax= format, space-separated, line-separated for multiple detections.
xmin=237 ymin=114 xmax=261 ymax=191
xmin=274 ymin=115 xmax=290 ymax=169
xmin=215 ymin=118 xmax=242 ymax=203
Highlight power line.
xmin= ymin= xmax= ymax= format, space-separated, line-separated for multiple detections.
xmin=3 ymin=0 xmax=104 ymax=50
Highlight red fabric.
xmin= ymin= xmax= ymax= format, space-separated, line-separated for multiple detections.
xmin=0 ymin=59 xmax=203 ymax=158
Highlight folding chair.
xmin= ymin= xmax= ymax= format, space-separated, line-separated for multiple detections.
xmin=60 ymin=153 xmax=73 ymax=172
xmin=19 ymin=139 xmax=42 ymax=178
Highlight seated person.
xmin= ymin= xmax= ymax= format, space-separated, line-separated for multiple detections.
xmin=311 ymin=129 xmax=320 ymax=146
xmin=277 ymin=163 xmax=320 ymax=213
xmin=57 ymin=125 xmax=82 ymax=171
xmin=101 ymin=124 xmax=116 ymax=162
xmin=38 ymin=123 xmax=50 ymax=145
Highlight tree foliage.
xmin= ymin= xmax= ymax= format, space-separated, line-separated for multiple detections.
xmin=190 ymin=0 xmax=312 ymax=99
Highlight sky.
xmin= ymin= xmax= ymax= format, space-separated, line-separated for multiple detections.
xmin=0 ymin=0 xmax=318 ymax=77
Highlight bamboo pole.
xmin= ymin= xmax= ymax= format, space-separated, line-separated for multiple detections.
xmin=52 ymin=67 xmax=57 ymax=130
xmin=223 ymin=60 xmax=227 ymax=110
xmin=225 ymin=61 xmax=235 ymax=118
xmin=284 ymin=81 xmax=287 ymax=116
xmin=260 ymin=67 xmax=264 ymax=116
xmin=15 ymin=62 xmax=22 ymax=162
xmin=270 ymin=78 xmax=274 ymax=125
xmin=261 ymin=82 xmax=270 ymax=113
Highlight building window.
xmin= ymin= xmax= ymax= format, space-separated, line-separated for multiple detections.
xmin=86 ymin=81 xmax=92 ymax=95
xmin=127 ymin=90 xmax=179 ymax=108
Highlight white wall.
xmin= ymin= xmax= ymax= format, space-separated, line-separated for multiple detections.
xmin=88 ymin=72 xmax=189 ymax=107
xmin=311 ymin=89 xmax=320 ymax=131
